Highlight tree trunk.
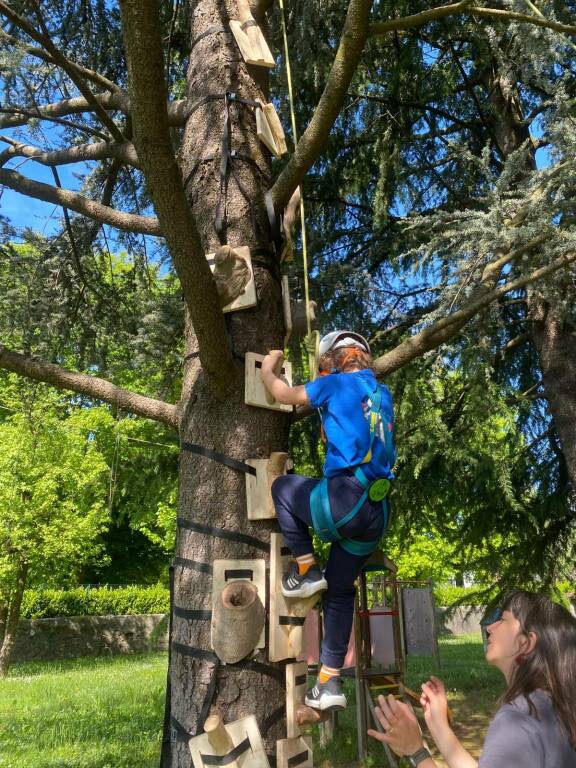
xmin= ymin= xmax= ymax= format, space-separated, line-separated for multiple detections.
xmin=0 ymin=599 xmax=8 ymax=650
xmin=528 ymin=297 xmax=576 ymax=490
xmin=0 ymin=563 xmax=28 ymax=677
xmin=485 ymin=56 xmax=575 ymax=487
xmin=167 ymin=3 xmax=290 ymax=766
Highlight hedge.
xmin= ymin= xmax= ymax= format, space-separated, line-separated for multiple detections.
xmin=21 ymin=585 xmax=170 ymax=619
xmin=433 ymin=585 xmax=488 ymax=607
xmin=21 ymin=582 xmax=571 ymax=620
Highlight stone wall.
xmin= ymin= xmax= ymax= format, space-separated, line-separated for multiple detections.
xmin=436 ymin=606 xmax=484 ymax=636
xmin=11 ymin=607 xmax=482 ymax=663
xmin=12 ymin=613 xmax=169 ymax=663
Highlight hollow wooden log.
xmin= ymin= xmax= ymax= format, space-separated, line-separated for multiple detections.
xmin=211 ymin=580 xmax=265 ymax=663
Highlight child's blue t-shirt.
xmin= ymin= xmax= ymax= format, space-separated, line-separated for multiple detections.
xmin=304 ymin=369 xmax=395 ymax=480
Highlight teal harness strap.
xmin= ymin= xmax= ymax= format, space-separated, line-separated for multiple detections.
xmin=309 ymin=467 xmax=389 ymax=557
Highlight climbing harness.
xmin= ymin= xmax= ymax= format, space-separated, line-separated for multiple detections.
xmin=309 ymin=381 xmax=395 ymax=556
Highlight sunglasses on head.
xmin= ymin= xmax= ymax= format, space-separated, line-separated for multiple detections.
xmin=481 ymin=607 xmax=503 ymax=626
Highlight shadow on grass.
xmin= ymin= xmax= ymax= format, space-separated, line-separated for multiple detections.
xmin=6 ymin=650 xmax=167 ymax=679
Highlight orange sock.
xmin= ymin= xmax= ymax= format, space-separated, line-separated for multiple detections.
xmin=296 ymin=553 xmax=316 ymax=575
xmin=318 ymin=665 xmax=340 ymax=684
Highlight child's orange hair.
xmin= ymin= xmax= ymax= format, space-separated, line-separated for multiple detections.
xmin=318 ymin=346 xmax=374 ymax=375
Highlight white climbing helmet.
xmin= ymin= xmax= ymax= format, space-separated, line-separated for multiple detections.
xmin=319 ymin=330 xmax=370 ymax=357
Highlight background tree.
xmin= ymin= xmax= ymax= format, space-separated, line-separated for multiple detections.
xmin=1 ymin=1 xmax=575 ymax=765
xmin=0 ymin=399 xmax=109 ymax=675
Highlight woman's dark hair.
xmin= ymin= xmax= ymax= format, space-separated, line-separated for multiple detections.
xmin=502 ymin=590 xmax=576 ymax=748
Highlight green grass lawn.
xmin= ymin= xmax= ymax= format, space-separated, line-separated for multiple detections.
xmin=0 ymin=635 xmax=503 ymax=768
xmin=0 ymin=653 xmax=167 ymax=768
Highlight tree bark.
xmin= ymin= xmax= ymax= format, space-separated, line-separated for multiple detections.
xmin=0 ymin=600 xmax=8 ymax=650
xmin=528 ymin=297 xmax=576 ymax=490
xmin=167 ymin=2 xmax=289 ymax=765
xmin=484 ymin=50 xmax=576 ymax=488
xmin=0 ymin=563 xmax=28 ymax=677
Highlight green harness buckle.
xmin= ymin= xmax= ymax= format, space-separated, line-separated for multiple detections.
xmin=368 ymin=477 xmax=390 ymax=502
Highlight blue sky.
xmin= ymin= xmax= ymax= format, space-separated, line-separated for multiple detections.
xmin=0 ymin=121 xmax=162 ymax=259
xmin=1 ymin=158 xmax=81 ymax=235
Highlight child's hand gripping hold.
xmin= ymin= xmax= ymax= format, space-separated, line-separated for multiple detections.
xmin=261 ymin=350 xmax=309 ymax=406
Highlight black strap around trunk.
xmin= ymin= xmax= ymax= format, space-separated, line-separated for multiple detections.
xmin=172 ymin=642 xmax=285 ymax=684
xmin=201 ymin=737 xmax=251 ymax=766
xmin=176 ymin=517 xmax=269 ymax=553
xmin=279 ymin=615 xmax=306 ymax=626
xmin=174 ymin=605 xmax=212 ymax=621
xmin=189 ymin=26 xmax=229 ymax=53
xmin=182 ymin=90 xmax=272 ymax=244
xmin=288 ymin=750 xmax=310 ymax=767
xmin=172 ymin=555 xmax=213 ymax=575
xmin=180 ymin=441 xmax=257 ymax=477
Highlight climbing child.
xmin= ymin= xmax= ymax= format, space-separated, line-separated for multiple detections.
xmin=261 ymin=330 xmax=395 ymax=711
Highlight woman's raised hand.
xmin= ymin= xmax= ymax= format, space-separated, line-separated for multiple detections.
xmin=420 ymin=676 xmax=450 ymax=736
xmin=367 ymin=694 xmax=424 ymax=756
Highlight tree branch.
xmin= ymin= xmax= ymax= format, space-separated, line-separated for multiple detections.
xmin=0 ymin=1 xmax=124 ymax=141
xmin=0 ymin=136 xmax=139 ymax=168
xmin=0 ymin=107 xmax=109 ymax=140
xmin=32 ymin=1 xmax=125 ymax=142
xmin=374 ymin=250 xmax=576 ymax=376
xmin=0 ymin=28 xmax=121 ymax=93
xmin=0 ymin=345 xmax=179 ymax=429
xmin=0 ymin=93 xmax=189 ymax=130
xmin=118 ymin=0 xmax=234 ymax=398
xmin=0 ymin=93 xmax=129 ymax=130
xmin=469 ymin=7 xmax=576 ymax=35
xmin=0 ymin=1 xmax=120 ymax=91
xmin=368 ymin=0 xmax=474 ymax=36
xmin=0 ymin=168 xmax=161 ymax=235
xmin=368 ymin=2 xmax=576 ymax=37
xmin=271 ymin=0 xmax=374 ymax=212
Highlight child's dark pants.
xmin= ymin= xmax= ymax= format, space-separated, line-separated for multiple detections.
xmin=271 ymin=473 xmax=386 ymax=669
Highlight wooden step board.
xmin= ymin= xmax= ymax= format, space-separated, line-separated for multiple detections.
xmin=189 ymin=713 xmax=270 ymax=768
xmin=276 ymin=736 xmax=313 ymax=768
xmin=269 ymin=534 xmax=319 ymax=661
xmin=256 ymin=102 xmax=287 ymax=157
xmin=245 ymin=452 xmax=291 ymax=520
xmin=206 ymin=245 xmax=257 ymax=313
xmin=230 ymin=0 xmax=275 ymax=68
xmin=286 ymin=661 xmax=308 ymax=738
xmin=245 ymin=352 xmax=293 ymax=413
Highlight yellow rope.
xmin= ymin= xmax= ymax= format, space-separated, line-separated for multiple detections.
xmin=278 ymin=0 xmax=319 ymax=378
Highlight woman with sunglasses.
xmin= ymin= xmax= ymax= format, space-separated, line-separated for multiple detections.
xmin=368 ymin=590 xmax=576 ymax=767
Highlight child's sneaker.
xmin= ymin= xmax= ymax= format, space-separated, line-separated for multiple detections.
xmin=305 ymin=676 xmax=347 ymax=710
xmin=281 ymin=561 xmax=328 ymax=599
